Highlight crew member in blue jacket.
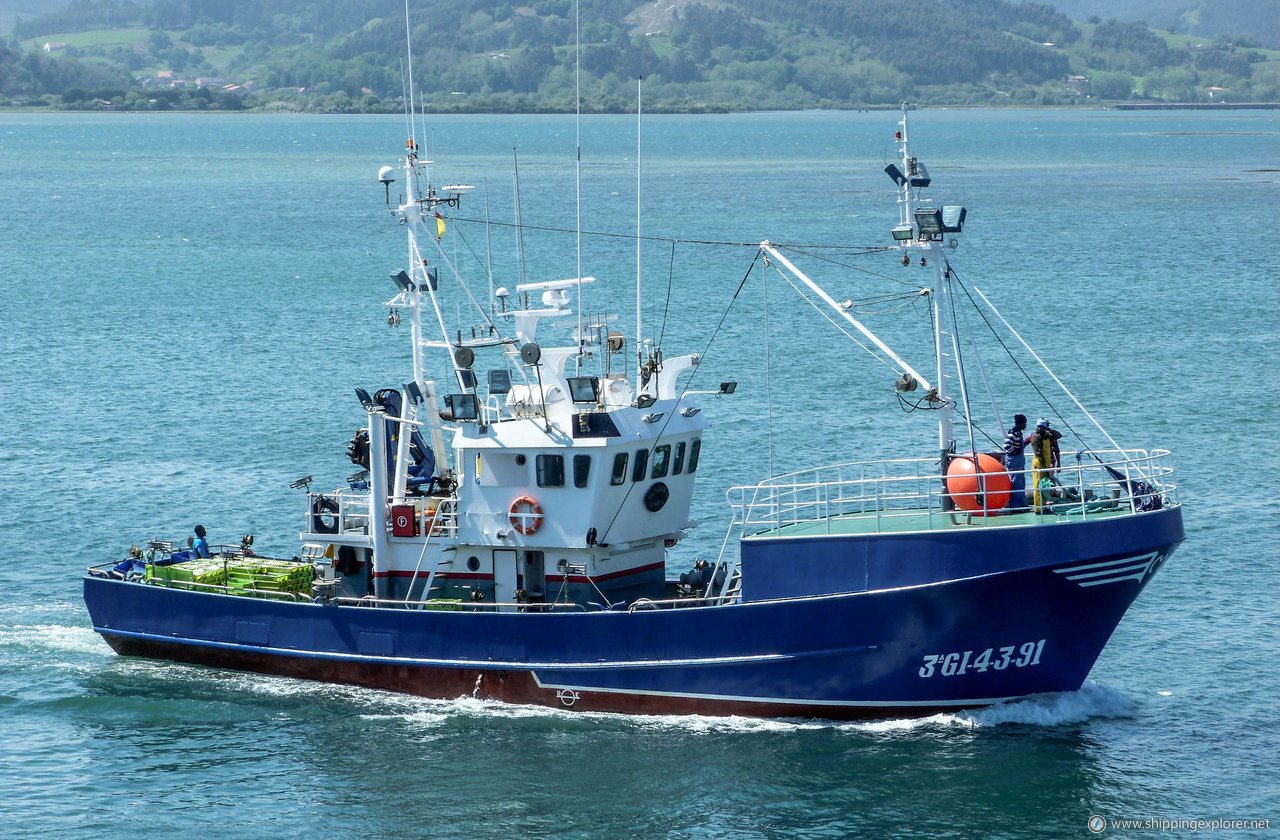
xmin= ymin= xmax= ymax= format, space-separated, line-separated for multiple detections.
xmin=193 ymin=525 xmax=211 ymax=558
xmin=1002 ymin=414 xmax=1029 ymax=509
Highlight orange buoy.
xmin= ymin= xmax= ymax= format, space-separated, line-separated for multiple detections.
xmin=945 ymin=453 xmax=1012 ymax=513
xmin=423 ymin=499 xmax=446 ymax=535
xmin=508 ymin=495 xmax=544 ymax=535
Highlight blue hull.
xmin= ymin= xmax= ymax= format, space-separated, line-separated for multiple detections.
xmin=84 ymin=507 xmax=1183 ymax=719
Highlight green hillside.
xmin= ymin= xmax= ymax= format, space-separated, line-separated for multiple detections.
xmin=1050 ymin=0 xmax=1280 ymax=50
xmin=3 ymin=0 xmax=1277 ymax=111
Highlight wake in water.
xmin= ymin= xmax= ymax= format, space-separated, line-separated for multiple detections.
xmin=6 ymin=616 xmax=1136 ymax=733
xmin=210 ymin=674 xmax=1140 ymax=734
xmin=853 ymin=681 xmax=1137 ymax=732
xmin=957 ymin=681 xmax=1137 ymax=726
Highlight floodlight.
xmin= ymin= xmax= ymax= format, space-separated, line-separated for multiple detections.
xmin=914 ymin=208 xmax=943 ymax=237
xmin=942 ymin=205 xmax=967 ymax=233
xmin=567 ymin=376 xmax=600 ymax=404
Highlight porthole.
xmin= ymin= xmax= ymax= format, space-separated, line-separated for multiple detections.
xmin=644 ymin=482 xmax=670 ymax=512
xmin=466 ymin=556 xmax=481 ymax=572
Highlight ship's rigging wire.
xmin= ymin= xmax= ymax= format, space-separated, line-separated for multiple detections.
xmin=943 ymin=264 xmax=983 ymax=462
xmin=432 ymin=211 xmax=1059 ymax=463
xmin=446 ymin=213 xmax=891 ymax=252
xmin=763 ymin=256 xmax=774 ymax=478
xmin=656 ymin=240 xmax=677 ymax=351
xmin=945 ymin=260 xmax=1093 ymax=455
xmin=594 ymin=251 xmax=763 ymax=545
xmin=766 ymin=259 xmax=923 ymax=380
xmin=776 ymin=245 xmax=927 ymax=290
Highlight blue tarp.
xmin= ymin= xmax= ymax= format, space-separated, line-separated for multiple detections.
xmin=111 ymin=557 xmax=147 ymax=577
xmin=374 ymin=389 xmax=436 ymax=492
xmin=154 ymin=549 xmax=194 ymax=567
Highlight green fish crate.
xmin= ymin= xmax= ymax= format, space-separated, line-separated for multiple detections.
xmin=145 ymin=559 xmax=229 ymax=586
xmin=224 ymin=558 xmax=314 ymax=596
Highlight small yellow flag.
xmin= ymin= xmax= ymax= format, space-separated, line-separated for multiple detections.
xmin=435 ymin=211 xmax=446 ymax=241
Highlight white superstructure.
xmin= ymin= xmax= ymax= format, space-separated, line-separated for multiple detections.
xmin=302 ymin=137 xmax=711 ymax=610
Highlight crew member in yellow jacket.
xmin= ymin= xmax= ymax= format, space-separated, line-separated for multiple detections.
xmin=1028 ymin=418 xmax=1062 ymax=510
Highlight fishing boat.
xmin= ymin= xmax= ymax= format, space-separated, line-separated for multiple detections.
xmin=83 ymin=107 xmax=1183 ymax=719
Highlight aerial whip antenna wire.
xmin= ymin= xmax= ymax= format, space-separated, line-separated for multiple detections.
xmin=636 ymin=75 xmax=643 ymax=392
xmin=575 ymin=0 xmax=583 ymax=359
xmin=404 ymin=0 xmax=415 ymax=147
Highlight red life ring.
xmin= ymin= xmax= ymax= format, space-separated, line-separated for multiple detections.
xmin=509 ymin=495 xmax=543 ymax=535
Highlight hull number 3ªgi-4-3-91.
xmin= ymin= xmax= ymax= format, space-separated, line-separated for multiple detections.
xmin=918 ymin=640 xmax=1046 ymax=678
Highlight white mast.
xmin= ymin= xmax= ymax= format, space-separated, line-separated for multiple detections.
xmin=895 ymin=104 xmax=955 ymax=458
xmin=574 ymin=0 xmax=583 ymax=361
xmin=636 ymin=75 xmax=643 ymax=391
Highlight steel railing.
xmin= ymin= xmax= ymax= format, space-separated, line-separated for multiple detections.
xmin=727 ymin=449 xmax=1177 ymax=535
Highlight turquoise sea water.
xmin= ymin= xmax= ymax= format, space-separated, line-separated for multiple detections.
xmin=1 ymin=109 xmax=1278 ymax=838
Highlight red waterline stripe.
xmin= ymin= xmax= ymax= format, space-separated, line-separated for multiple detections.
xmin=375 ymin=561 xmax=665 ymax=582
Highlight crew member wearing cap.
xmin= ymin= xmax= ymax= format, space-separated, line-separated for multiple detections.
xmin=1028 ymin=418 xmax=1062 ymax=511
xmin=1003 ymin=414 xmax=1030 ymax=509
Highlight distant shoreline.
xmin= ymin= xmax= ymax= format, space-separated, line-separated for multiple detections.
xmin=1110 ymin=102 xmax=1280 ymax=110
xmin=3 ymin=102 xmax=1278 ymax=116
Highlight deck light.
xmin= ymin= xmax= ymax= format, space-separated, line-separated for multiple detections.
xmin=942 ymin=206 xmax=967 ymax=233
xmin=907 ymin=160 xmax=931 ymax=187
xmin=891 ymin=224 xmax=914 ymax=241
xmin=445 ymin=393 xmax=478 ymax=421
xmin=914 ymin=208 xmax=943 ymax=238
xmin=719 ymin=381 xmax=737 ymax=395
xmin=488 ymin=369 xmax=512 ymax=395
xmin=390 ymin=269 xmax=413 ymax=291
xmin=567 ymin=376 xmax=600 ymax=404
xmin=644 ymin=412 xmax=665 ymax=424
xmin=635 ymin=395 xmax=657 ymax=409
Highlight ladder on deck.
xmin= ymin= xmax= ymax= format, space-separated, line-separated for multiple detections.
xmin=403 ymin=500 xmax=456 ymax=604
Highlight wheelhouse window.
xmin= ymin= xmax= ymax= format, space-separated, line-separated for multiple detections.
xmin=631 ymin=448 xmax=649 ymax=482
xmin=688 ymin=439 xmax=702 ymax=473
xmin=610 ymin=452 xmax=628 ymax=486
xmin=673 ymin=441 xmax=686 ymax=475
xmin=573 ymin=454 xmax=591 ymax=488
xmin=651 ymin=445 xmax=671 ymax=479
xmin=536 ymin=454 xmax=565 ymax=487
